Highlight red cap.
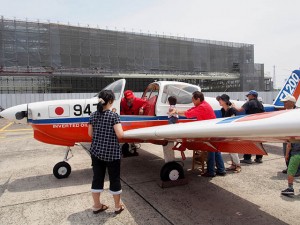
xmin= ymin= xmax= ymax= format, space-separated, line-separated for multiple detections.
xmin=124 ymin=90 xmax=134 ymax=99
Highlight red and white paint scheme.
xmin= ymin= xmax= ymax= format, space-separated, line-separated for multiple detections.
xmin=1 ymin=70 xmax=300 ymax=180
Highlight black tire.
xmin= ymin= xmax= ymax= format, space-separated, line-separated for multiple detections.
xmin=53 ymin=161 xmax=71 ymax=179
xmin=160 ymin=161 xmax=185 ymax=181
xmin=121 ymin=143 xmax=130 ymax=156
xmin=122 ymin=143 xmax=138 ymax=157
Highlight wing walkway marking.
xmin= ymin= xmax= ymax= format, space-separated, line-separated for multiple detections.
xmin=0 ymin=129 xmax=32 ymax=132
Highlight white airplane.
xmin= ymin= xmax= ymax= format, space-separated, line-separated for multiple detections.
xmin=1 ymin=70 xmax=300 ymax=181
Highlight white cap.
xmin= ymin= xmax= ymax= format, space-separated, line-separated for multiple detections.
xmin=281 ymin=94 xmax=296 ymax=103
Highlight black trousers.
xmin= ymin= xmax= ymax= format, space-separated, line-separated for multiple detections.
xmin=243 ymin=154 xmax=262 ymax=160
xmin=91 ymin=155 xmax=121 ymax=192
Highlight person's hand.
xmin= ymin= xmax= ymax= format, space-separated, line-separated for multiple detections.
xmin=139 ymin=108 xmax=144 ymax=115
xmin=285 ymin=154 xmax=289 ymax=161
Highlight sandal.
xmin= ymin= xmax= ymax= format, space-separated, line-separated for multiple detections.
xmin=226 ymin=165 xmax=236 ymax=171
xmin=93 ymin=204 xmax=109 ymax=214
xmin=234 ymin=166 xmax=241 ymax=173
xmin=114 ymin=205 xmax=125 ymax=214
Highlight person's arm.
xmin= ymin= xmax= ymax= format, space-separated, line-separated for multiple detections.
xmin=141 ymin=100 xmax=149 ymax=110
xmin=168 ymin=108 xmax=176 ymax=116
xmin=178 ymin=107 xmax=198 ymax=118
xmin=286 ymin=142 xmax=291 ymax=162
xmin=137 ymin=98 xmax=150 ymax=115
xmin=88 ymin=115 xmax=94 ymax=137
xmin=114 ymin=123 xmax=124 ymax=139
xmin=177 ymin=110 xmax=186 ymax=117
xmin=120 ymin=99 xmax=126 ymax=115
xmin=88 ymin=124 xmax=93 ymax=137
xmin=232 ymin=102 xmax=245 ymax=113
xmin=182 ymin=107 xmax=199 ymax=119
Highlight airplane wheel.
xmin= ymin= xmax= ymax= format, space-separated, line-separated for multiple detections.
xmin=53 ymin=161 xmax=71 ymax=179
xmin=160 ymin=161 xmax=184 ymax=181
xmin=122 ymin=143 xmax=139 ymax=157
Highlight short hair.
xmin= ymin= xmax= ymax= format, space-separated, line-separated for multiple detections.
xmin=168 ymin=96 xmax=177 ymax=105
xmin=192 ymin=91 xmax=204 ymax=102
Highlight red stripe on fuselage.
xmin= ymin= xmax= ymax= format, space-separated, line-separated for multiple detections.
xmin=31 ymin=118 xmax=195 ymax=146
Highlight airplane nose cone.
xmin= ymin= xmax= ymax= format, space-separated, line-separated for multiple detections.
xmin=0 ymin=104 xmax=28 ymax=123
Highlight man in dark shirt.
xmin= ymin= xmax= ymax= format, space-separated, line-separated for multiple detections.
xmin=233 ymin=90 xmax=265 ymax=164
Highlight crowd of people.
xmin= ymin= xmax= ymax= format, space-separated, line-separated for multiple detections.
xmin=87 ymin=87 xmax=298 ymax=215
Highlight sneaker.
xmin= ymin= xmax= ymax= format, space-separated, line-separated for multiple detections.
xmin=281 ymin=187 xmax=294 ymax=196
xmin=201 ymin=172 xmax=215 ymax=177
xmin=240 ymin=159 xmax=252 ymax=164
xmin=282 ymin=169 xmax=287 ymax=174
xmin=216 ymin=171 xmax=226 ymax=176
xmin=254 ymin=158 xmax=263 ymax=163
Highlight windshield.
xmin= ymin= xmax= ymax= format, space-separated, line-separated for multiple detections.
xmin=161 ymin=84 xmax=199 ymax=104
xmin=94 ymin=79 xmax=125 ymax=100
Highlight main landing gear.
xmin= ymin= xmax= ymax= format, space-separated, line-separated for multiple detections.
xmin=121 ymin=143 xmax=139 ymax=157
xmin=53 ymin=147 xmax=73 ymax=179
xmin=160 ymin=161 xmax=185 ymax=181
xmin=158 ymin=142 xmax=187 ymax=187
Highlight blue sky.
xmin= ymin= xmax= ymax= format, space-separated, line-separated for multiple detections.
xmin=1 ymin=0 xmax=300 ymax=88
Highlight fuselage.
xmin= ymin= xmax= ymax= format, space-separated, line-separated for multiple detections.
xmin=0 ymin=73 xmax=295 ymax=147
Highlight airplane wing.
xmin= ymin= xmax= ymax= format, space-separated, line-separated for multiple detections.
xmin=124 ymin=109 xmax=300 ymax=155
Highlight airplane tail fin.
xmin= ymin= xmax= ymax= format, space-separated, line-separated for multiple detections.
xmin=273 ymin=70 xmax=300 ymax=107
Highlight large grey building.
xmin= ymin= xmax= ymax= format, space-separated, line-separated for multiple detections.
xmin=0 ymin=17 xmax=269 ymax=93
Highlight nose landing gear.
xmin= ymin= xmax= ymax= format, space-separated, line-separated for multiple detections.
xmin=53 ymin=147 xmax=73 ymax=179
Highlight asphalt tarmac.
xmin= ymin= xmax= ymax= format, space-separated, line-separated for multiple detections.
xmin=0 ymin=119 xmax=299 ymax=225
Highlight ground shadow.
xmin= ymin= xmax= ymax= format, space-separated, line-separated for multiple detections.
xmin=6 ymin=147 xmax=167 ymax=192
xmin=68 ymin=147 xmax=289 ymax=225
xmin=7 ymin=168 xmax=93 ymax=192
xmin=263 ymin=143 xmax=284 ymax=156
xmin=3 ymin=143 xmax=291 ymax=225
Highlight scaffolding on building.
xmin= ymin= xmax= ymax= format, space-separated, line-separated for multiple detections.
xmin=0 ymin=17 xmax=263 ymax=93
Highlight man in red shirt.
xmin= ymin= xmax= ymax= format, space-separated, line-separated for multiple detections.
xmin=178 ymin=91 xmax=216 ymax=120
xmin=178 ymin=91 xmax=226 ymax=177
xmin=120 ymin=90 xmax=149 ymax=115
xmin=185 ymin=94 xmax=215 ymax=120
